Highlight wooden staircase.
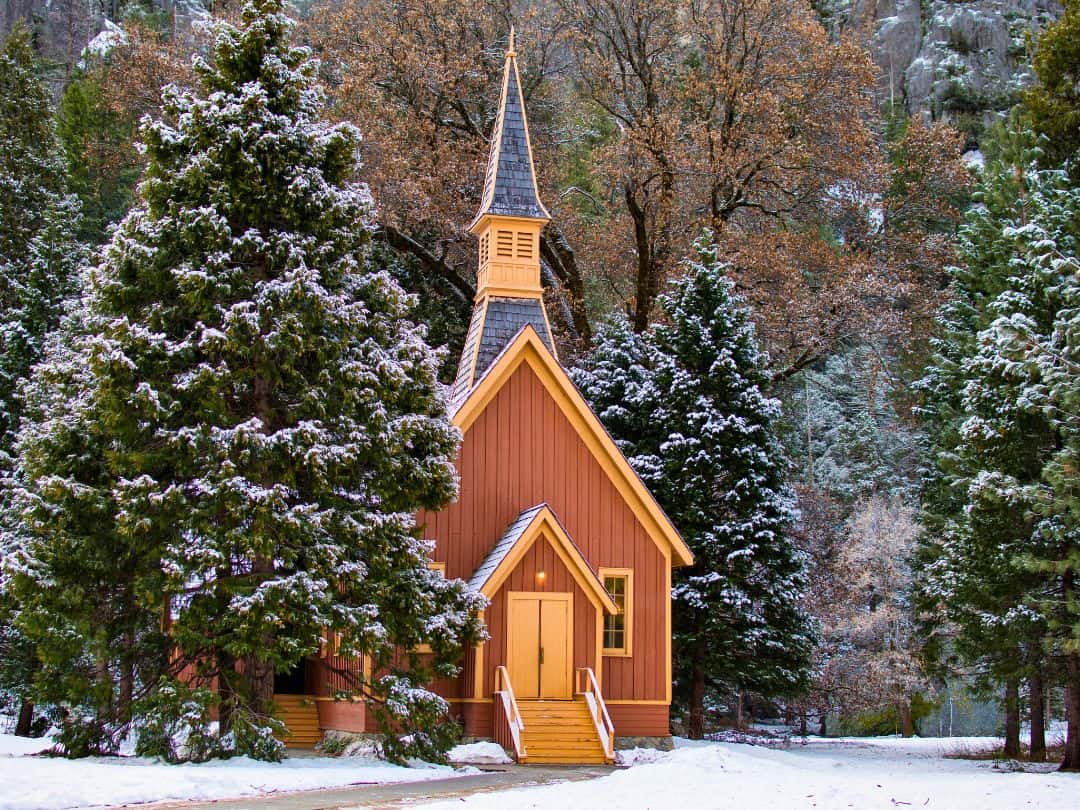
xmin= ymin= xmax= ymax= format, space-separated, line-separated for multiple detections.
xmin=517 ymin=699 xmax=609 ymax=764
xmin=272 ymin=694 xmax=322 ymax=748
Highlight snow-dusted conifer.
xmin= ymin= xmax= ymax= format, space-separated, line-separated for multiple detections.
xmin=0 ymin=22 xmax=83 ymax=465
xmin=916 ymin=130 xmax=1078 ymax=767
xmin=7 ymin=0 xmax=484 ymax=761
xmin=0 ymin=21 xmax=84 ymax=740
xmin=960 ymin=156 xmax=1080 ymax=770
xmin=574 ymin=239 xmax=814 ymax=739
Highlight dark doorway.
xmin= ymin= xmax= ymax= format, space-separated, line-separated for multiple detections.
xmin=274 ymin=659 xmax=307 ymax=695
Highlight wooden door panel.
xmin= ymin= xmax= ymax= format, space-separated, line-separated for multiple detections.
xmin=540 ymin=597 xmax=572 ymax=698
xmin=508 ymin=596 xmax=540 ymax=698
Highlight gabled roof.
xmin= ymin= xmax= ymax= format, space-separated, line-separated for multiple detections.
xmin=453 ymin=325 xmax=694 ymax=568
xmin=469 ymin=31 xmax=550 ymax=229
xmin=469 ymin=504 xmax=619 ymax=614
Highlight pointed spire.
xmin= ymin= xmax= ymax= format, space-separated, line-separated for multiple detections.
xmin=469 ymin=30 xmax=550 ymax=230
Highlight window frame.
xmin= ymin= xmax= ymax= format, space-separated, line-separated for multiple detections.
xmin=599 ymin=567 xmax=633 ymax=657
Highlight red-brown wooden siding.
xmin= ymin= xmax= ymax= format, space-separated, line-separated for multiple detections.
xmin=419 ymin=362 xmax=669 ymax=706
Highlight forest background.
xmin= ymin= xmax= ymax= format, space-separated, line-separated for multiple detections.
xmin=0 ymin=0 xmax=1077 ymax=763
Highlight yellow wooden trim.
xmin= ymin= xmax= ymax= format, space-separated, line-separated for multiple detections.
xmin=660 ymin=561 xmax=669 ymax=708
xmin=538 ymin=297 xmax=558 ymax=363
xmin=604 ymin=699 xmax=671 ymax=705
xmin=473 ymin=608 xmax=486 ymax=699
xmin=474 ymin=214 xmax=551 ymax=230
xmin=463 ymin=297 xmax=488 ymax=391
xmin=599 ymin=567 xmax=633 ymax=658
xmin=476 ymin=285 xmax=544 ymax=301
xmin=478 ymin=506 xmax=618 ymax=615
xmin=595 ymin=606 xmax=603 ymax=684
xmin=453 ymin=327 xmax=693 ymax=567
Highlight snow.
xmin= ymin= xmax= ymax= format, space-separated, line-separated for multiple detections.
xmin=80 ymin=20 xmax=127 ymax=66
xmin=416 ymin=736 xmax=1080 ymax=810
xmin=448 ymin=741 xmax=513 ymax=765
xmin=962 ymin=149 xmax=986 ymax=171
xmin=0 ymin=733 xmax=52 ymax=757
xmin=0 ymin=733 xmax=467 ymax=810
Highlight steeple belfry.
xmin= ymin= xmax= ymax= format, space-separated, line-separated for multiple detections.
xmin=452 ymin=31 xmax=558 ymax=406
xmin=468 ymin=27 xmax=550 ymax=299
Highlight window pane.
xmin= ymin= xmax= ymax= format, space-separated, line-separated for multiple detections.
xmin=603 ymin=574 xmax=628 ymax=652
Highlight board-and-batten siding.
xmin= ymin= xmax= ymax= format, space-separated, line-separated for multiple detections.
xmin=419 ymin=361 xmax=668 ymax=707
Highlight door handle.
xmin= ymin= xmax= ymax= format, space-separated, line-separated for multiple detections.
xmin=539 ymin=646 xmax=544 ymax=665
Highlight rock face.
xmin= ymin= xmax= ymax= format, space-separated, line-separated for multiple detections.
xmin=825 ymin=0 xmax=1062 ymax=142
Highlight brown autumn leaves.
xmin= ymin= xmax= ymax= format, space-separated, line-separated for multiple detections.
xmin=80 ymin=0 xmax=971 ymax=377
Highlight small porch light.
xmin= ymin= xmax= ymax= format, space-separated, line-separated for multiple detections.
xmin=536 ymin=569 xmax=546 ymax=585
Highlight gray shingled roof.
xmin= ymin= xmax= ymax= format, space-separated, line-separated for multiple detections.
xmin=450 ymin=299 xmax=556 ymax=411
xmin=475 ymin=55 xmax=548 ymax=222
xmin=469 ymin=504 xmax=546 ymax=592
xmin=476 ymin=298 xmax=553 ymax=378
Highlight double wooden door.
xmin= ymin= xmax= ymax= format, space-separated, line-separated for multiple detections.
xmin=507 ymin=592 xmax=573 ymax=699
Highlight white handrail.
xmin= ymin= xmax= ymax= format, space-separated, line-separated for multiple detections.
xmin=495 ymin=665 xmax=526 ymax=760
xmin=576 ymin=667 xmax=615 ymax=760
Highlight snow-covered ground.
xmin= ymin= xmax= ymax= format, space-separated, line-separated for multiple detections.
xmin=0 ymin=733 xmax=471 ymax=810
xmin=448 ymin=741 xmax=514 ymax=765
xmin=417 ymin=736 xmax=1079 ymax=810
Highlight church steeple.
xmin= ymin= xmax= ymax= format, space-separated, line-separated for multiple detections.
xmin=468 ymin=28 xmax=550 ymax=300
xmin=452 ymin=31 xmax=557 ymax=406
xmin=470 ymin=28 xmax=550 ymax=230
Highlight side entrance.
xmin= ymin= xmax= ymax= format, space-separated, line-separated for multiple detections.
xmin=506 ymin=592 xmax=573 ymax=699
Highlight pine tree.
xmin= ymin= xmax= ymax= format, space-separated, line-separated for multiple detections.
xmin=6 ymin=0 xmax=484 ymax=762
xmin=968 ymin=159 xmax=1080 ymax=769
xmin=0 ymin=21 xmax=84 ymax=739
xmin=0 ymin=22 xmax=83 ymax=465
xmin=574 ymin=239 xmax=814 ymax=739
xmin=915 ymin=126 xmax=1080 ymax=769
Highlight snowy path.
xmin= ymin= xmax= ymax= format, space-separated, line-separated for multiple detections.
xmin=411 ymin=737 xmax=1079 ymax=810
xmin=0 ymin=735 xmax=471 ymax=810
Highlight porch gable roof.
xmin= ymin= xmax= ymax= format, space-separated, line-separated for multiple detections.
xmin=469 ymin=503 xmax=619 ymax=615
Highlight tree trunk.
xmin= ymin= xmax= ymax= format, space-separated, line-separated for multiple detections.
xmin=14 ymin=699 xmax=34 ymax=737
xmin=735 ymin=692 xmax=745 ymax=731
xmin=218 ymin=650 xmax=237 ymax=737
xmin=244 ymin=651 xmax=276 ymax=718
xmin=1030 ymin=668 xmax=1046 ymax=763
xmin=799 ymin=713 xmax=807 ymax=736
xmin=687 ymin=638 xmax=707 ymax=740
xmin=898 ymin=699 xmax=914 ymax=738
xmin=243 ymin=556 xmax=277 ymax=717
xmin=819 ymin=711 xmax=828 ymax=737
xmin=1062 ymin=654 xmax=1080 ymax=772
xmin=1004 ymin=678 xmax=1021 ymax=758
xmin=118 ymin=627 xmax=135 ymax=723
